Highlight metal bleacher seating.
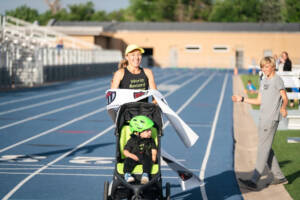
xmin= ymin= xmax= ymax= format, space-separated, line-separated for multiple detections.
xmin=0 ymin=15 xmax=122 ymax=88
xmin=277 ymin=70 xmax=300 ymax=130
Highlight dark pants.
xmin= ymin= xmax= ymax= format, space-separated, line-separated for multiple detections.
xmin=124 ymin=154 xmax=153 ymax=174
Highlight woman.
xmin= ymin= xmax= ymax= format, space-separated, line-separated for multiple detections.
xmin=280 ymin=51 xmax=295 ymax=107
xmin=281 ymin=51 xmax=292 ymax=72
xmin=111 ymin=44 xmax=157 ymax=102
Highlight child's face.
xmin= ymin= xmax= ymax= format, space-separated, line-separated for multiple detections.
xmin=261 ymin=63 xmax=275 ymax=77
xmin=140 ymin=129 xmax=152 ymax=138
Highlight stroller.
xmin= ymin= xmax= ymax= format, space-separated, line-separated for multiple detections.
xmin=103 ymin=102 xmax=171 ymax=200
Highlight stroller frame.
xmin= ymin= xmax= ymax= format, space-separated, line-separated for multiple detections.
xmin=104 ymin=102 xmax=170 ymax=200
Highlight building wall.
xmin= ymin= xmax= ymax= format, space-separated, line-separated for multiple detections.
xmin=71 ymin=31 xmax=300 ymax=69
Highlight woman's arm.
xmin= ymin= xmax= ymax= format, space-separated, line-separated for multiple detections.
xmin=144 ymin=68 xmax=157 ymax=89
xmin=110 ymin=69 xmax=124 ymax=89
xmin=232 ymin=93 xmax=261 ymax=105
xmin=279 ymin=89 xmax=288 ymax=117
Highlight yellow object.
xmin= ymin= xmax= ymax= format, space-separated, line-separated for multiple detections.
xmin=125 ymin=44 xmax=144 ymax=55
xmin=117 ymin=163 xmax=159 ymax=175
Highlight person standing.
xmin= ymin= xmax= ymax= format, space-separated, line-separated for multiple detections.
xmin=281 ymin=51 xmax=292 ymax=72
xmin=232 ymin=56 xmax=289 ymax=190
xmin=280 ymin=51 xmax=295 ymax=107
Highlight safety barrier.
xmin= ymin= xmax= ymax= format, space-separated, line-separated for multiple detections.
xmin=0 ymin=43 xmax=121 ymax=88
xmin=43 ymin=63 xmax=117 ymax=83
xmin=277 ymin=71 xmax=300 ymax=100
xmin=277 ymin=71 xmax=300 ymax=130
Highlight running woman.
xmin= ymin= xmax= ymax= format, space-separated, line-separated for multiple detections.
xmin=111 ymin=44 xmax=157 ymax=95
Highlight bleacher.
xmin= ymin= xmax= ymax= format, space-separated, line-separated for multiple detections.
xmin=0 ymin=15 xmax=122 ymax=88
xmin=277 ymin=70 xmax=300 ymax=130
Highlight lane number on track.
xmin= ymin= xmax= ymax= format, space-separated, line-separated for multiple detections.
xmin=69 ymin=156 xmax=115 ymax=165
xmin=0 ymin=155 xmax=47 ymax=162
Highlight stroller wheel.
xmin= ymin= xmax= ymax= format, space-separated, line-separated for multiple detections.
xmin=131 ymin=195 xmax=142 ymax=200
xmin=165 ymin=182 xmax=170 ymax=200
xmin=103 ymin=181 xmax=109 ymax=200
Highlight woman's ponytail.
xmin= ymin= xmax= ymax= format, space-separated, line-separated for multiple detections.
xmin=118 ymin=59 xmax=128 ymax=69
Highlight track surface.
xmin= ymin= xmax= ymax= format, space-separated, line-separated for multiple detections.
xmin=0 ymin=68 xmax=242 ymax=200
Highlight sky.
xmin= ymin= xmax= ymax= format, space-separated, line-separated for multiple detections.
xmin=1 ymin=0 xmax=130 ymax=14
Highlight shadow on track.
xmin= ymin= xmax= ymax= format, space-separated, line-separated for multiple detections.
xmin=0 ymin=142 xmax=115 ymax=162
xmin=171 ymin=170 xmax=242 ymax=200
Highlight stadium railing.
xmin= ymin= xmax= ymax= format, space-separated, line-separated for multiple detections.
xmin=0 ymin=15 xmax=122 ymax=89
xmin=277 ymin=70 xmax=300 ymax=130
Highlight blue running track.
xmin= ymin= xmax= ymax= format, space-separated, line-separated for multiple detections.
xmin=0 ymin=68 xmax=242 ymax=200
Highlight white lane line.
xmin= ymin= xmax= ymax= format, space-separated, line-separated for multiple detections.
xmin=199 ymin=74 xmax=228 ymax=200
xmin=0 ymin=71 xmax=192 ymax=152
xmin=0 ymin=167 xmax=200 ymax=171
xmin=164 ymin=71 xmax=206 ymax=98
xmin=0 ymin=86 xmax=108 ymax=115
xmin=0 ymin=80 xmax=110 ymax=106
xmin=0 ymin=107 xmax=106 ymax=153
xmin=0 ymin=95 xmax=104 ymax=131
xmin=0 ymin=71 xmax=168 ymax=107
xmin=163 ymin=73 xmax=215 ymax=129
xmin=0 ymin=172 xmax=180 ymax=179
xmin=0 ymin=172 xmax=114 ymax=176
xmin=1 ymin=71 xmax=201 ymax=199
xmin=158 ymin=71 xmax=194 ymax=85
xmin=0 ymin=71 xmax=176 ymax=116
xmin=0 ymin=164 xmax=200 ymax=172
xmin=0 ymin=72 xmax=175 ymax=115
xmin=0 ymin=163 xmax=115 ymax=168
xmin=2 ymin=124 xmax=115 ymax=200
xmin=0 ymin=167 xmax=115 ymax=170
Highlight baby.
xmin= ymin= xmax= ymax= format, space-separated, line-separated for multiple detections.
xmin=123 ymin=115 xmax=157 ymax=184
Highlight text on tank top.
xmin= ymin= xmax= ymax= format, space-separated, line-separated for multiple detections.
xmin=119 ymin=67 xmax=149 ymax=90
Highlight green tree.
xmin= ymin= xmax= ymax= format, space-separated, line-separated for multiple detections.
xmin=175 ymin=0 xmax=213 ymax=21
xmin=5 ymin=5 xmax=39 ymax=23
xmin=106 ymin=9 xmax=129 ymax=21
xmin=260 ymin=0 xmax=283 ymax=22
xmin=156 ymin=0 xmax=178 ymax=21
xmin=285 ymin=0 xmax=300 ymax=22
xmin=209 ymin=0 xmax=261 ymax=22
xmin=91 ymin=10 xmax=109 ymax=21
xmin=52 ymin=8 xmax=70 ymax=21
xmin=128 ymin=0 xmax=160 ymax=21
xmin=127 ymin=0 xmax=212 ymax=22
xmin=38 ymin=8 xmax=69 ymax=25
xmin=38 ymin=10 xmax=53 ymax=25
xmin=67 ymin=1 xmax=95 ymax=21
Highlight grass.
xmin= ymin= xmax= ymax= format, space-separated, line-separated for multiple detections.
xmin=240 ymin=74 xmax=299 ymax=110
xmin=273 ymin=130 xmax=300 ymax=200
xmin=240 ymin=74 xmax=260 ymax=109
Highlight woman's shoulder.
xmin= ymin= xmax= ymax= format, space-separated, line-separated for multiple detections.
xmin=112 ymin=68 xmax=125 ymax=84
xmin=143 ymin=68 xmax=154 ymax=77
xmin=114 ymin=68 xmax=125 ymax=76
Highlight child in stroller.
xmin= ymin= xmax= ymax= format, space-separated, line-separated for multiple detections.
xmin=123 ymin=115 xmax=157 ymax=184
xmin=103 ymin=102 xmax=170 ymax=200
